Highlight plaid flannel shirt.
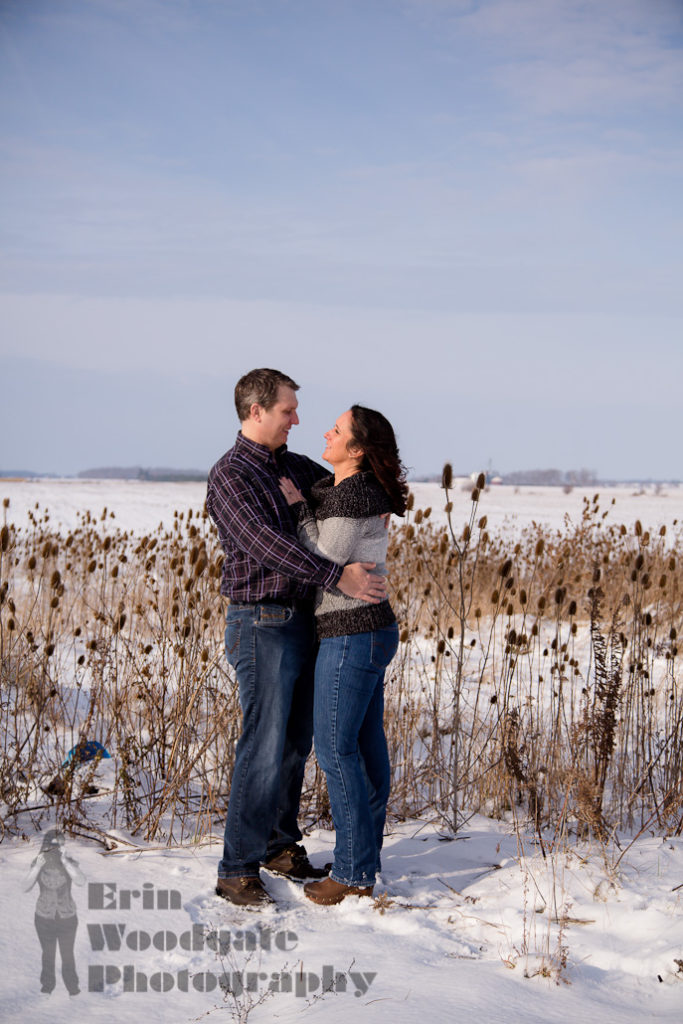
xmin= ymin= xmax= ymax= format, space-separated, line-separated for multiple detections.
xmin=206 ymin=432 xmax=343 ymax=601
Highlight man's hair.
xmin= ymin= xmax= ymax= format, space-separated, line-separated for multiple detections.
xmin=234 ymin=368 xmax=299 ymax=422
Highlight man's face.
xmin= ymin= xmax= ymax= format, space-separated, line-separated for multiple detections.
xmin=250 ymin=386 xmax=300 ymax=451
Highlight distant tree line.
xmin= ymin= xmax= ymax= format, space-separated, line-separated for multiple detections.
xmin=77 ymin=466 xmax=208 ymax=482
xmin=502 ymin=468 xmax=597 ymax=487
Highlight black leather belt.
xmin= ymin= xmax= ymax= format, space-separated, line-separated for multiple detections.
xmin=229 ymin=596 xmax=313 ymax=612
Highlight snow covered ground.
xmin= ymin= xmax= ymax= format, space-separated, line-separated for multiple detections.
xmin=2 ymin=477 xmax=683 ymax=535
xmin=2 ymin=480 xmax=683 ymax=1023
xmin=2 ymin=815 xmax=682 ymax=1023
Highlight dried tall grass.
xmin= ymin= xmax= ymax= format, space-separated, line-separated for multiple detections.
xmin=1 ymin=480 xmax=681 ymax=847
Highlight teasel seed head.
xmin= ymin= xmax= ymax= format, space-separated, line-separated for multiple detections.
xmin=476 ymin=472 xmax=486 ymax=490
xmin=471 ymin=488 xmax=479 ymax=503
xmin=194 ymin=556 xmax=208 ymax=578
xmin=635 ymin=519 xmax=642 ymax=537
xmin=479 ymin=515 xmax=487 ymax=530
xmin=441 ymin=463 xmax=453 ymax=490
xmin=406 ymin=492 xmax=414 ymax=511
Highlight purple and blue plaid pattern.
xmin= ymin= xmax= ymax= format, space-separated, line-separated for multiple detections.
xmin=206 ymin=432 xmax=342 ymax=601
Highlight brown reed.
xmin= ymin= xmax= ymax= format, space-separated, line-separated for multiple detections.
xmin=1 ymin=479 xmax=681 ymax=846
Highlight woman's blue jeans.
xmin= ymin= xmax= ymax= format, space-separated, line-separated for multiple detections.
xmin=218 ymin=602 xmax=317 ymax=879
xmin=314 ymin=624 xmax=399 ymax=887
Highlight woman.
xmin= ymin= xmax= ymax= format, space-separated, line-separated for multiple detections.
xmin=279 ymin=404 xmax=407 ymax=905
xmin=25 ymin=830 xmax=84 ymax=995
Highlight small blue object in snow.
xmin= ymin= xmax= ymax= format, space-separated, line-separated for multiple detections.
xmin=62 ymin=740 xmax=111 ymax=767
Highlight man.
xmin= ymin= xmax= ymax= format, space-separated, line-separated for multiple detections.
xmin=206 ymin=368 xmax=385 ymax=907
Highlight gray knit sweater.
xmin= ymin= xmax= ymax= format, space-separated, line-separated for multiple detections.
xmin=293 ymin=471 xmax=396 ymax=639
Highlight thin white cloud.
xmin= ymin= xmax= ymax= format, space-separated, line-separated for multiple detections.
xmin=408 ymin=0 xmax=683 ymax=114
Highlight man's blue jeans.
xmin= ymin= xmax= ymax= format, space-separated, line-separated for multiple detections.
xmin=218 ymin=602 xmax=317 ymax=879
xmin=314 ymin=624 xmax=399 ymax=887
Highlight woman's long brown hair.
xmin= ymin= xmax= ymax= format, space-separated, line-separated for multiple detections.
xmin=349 ymin=404 xmax=408 ymax=516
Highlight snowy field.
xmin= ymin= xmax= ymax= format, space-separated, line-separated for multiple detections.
xmin=2 ymin=479 xmax=683 ymax=1023
xmin=3 ymin=816 xmax=682 ymax=1024
xmin=2 ymin=477 xmax=683 ymax=535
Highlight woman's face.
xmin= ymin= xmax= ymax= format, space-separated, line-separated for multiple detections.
xmin=323 ymin=409 xmax=361 ymax=468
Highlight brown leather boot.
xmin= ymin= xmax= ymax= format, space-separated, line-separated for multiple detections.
xmin=303 ymin=876 xmax=374 ymax=905
xmin=262 ymin=844 xmax=330 ymax=880
xmin=215 ymin=875 xmax=274 ymax=907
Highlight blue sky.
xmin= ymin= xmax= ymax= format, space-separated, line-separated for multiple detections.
xmin=1 ymin=0 xmax=682 ymax=478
